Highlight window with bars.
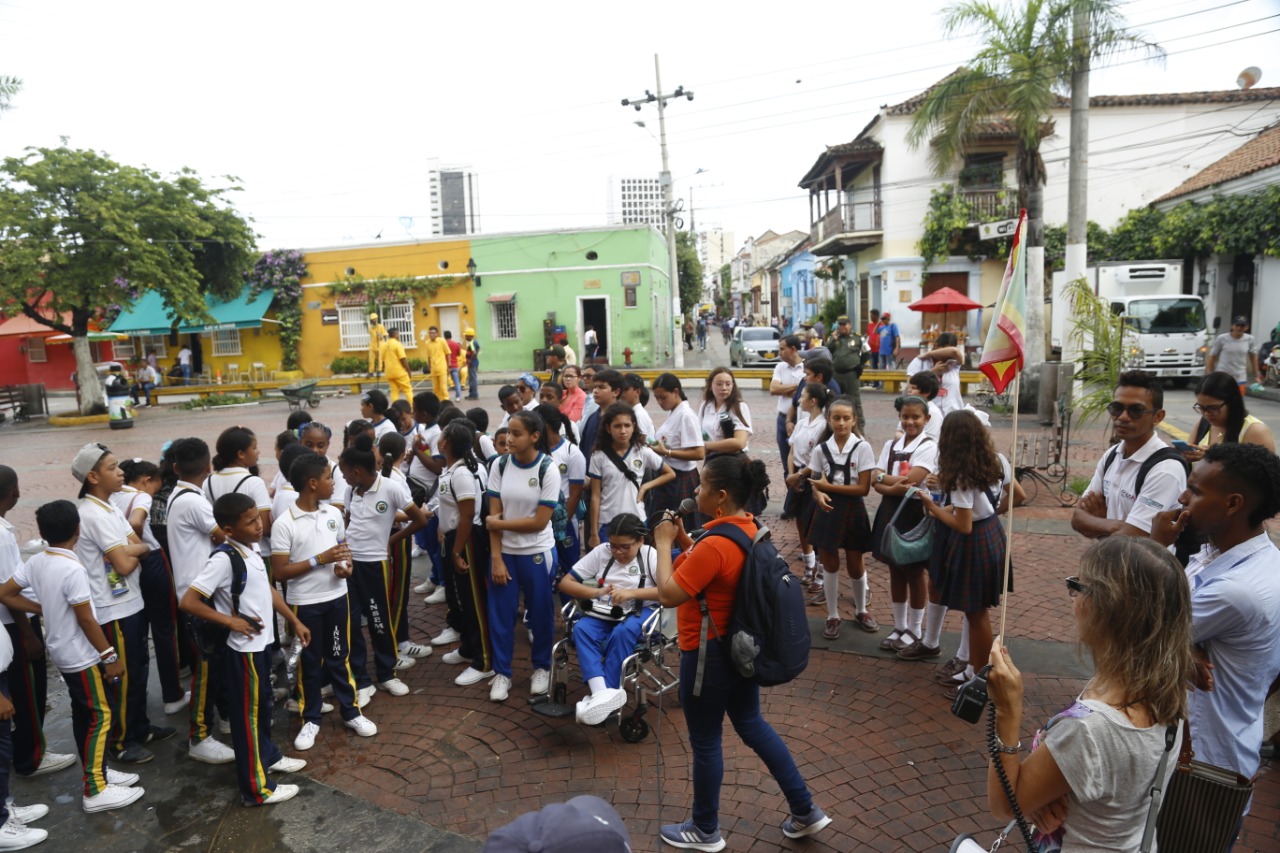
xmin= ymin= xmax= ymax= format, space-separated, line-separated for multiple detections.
xmin=378 ymin=303 xmax=416 ymax=347
xmin=26 ymin=337 xmax=47 ymax=363
xmin=491 ymin=301 xmax=518 ymax=340
xmin=339 ymin=303 xmax=415 ymax=351
xmin=209 ymin=328 xmax=242 ymax=356
xmin=114 ymin=334 xmax=169 ymax=360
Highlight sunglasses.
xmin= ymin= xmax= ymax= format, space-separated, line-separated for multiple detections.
xmin=1065 ymin=576 xmax=1089 ymax=598
xmin=1191 ymin=402 xmax=1225 ymax=416
xmin=1105 ymin=402 xmax=1156 ymax=419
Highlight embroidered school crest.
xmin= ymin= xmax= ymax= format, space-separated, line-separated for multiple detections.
xmin=632 ymin=459 xmax=642 ymax=469
xmin=627 ymin=564 xmax=639 ymax=575
xmin=375 ymin=500 xmax=389 ymax=513
xmin=528 ymin=478 xmax=538 ymax=487
xmin=559 ymin=463 xmax=568 ymax=473
xmin=327 ymin=519 xmax=338 ymax=531
xmin=533 ymin=554 xmax=544 ymax=564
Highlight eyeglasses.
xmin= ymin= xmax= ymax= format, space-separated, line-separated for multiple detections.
xmin=607 ymin=540 xmax=641 ymax=553
xmin=1105 ymin=401 xmax=1156 ymax=419
xmin=1191 ymin=402 xmax=1225 ymax=416
xmin=1065 ymin=576 xmax=1090 ymax=598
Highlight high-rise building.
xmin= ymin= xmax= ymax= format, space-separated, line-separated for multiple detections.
xmin=429 ymin=164 xmax=479 ymax=236
xmin=698 ymin=228 xmax=735 ymax=305
xmin=608 ymin=176 xmax=664 ymax=228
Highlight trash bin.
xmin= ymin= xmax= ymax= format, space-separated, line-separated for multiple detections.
xmin=104 ymin=375 xmax=134 ymax=430
xmin=19 ymin=383 xmax=46 ymax=416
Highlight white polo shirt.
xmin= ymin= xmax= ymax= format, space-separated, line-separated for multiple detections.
xmin=271 ymin=483 xmax=298 ymax=523
xmin=632 ymin=403 xmax=655 ymax=440
xmin=407 ymin=423 xmax=442 ymax=487
xmin=548 ymin=437 xmax=586 ymax=503
xmin=438 ymin=461 xmax=484 ymax=534
xmin=166 ymin=482 xmax=218 ymax=601
xmin=654 ymin=401 xmax=704 ymax=473
xmin=326 ymin=459 xmax=349 ymax=510
xmin=771 ymin=360 xmax=806 ymax=415
xmin=485 ymin=453 xmax=561 ymax=555
xmin=809 ymin=436 xmax=876 ymax=486
xmin=0 ymin=517 xmax=21 ymax=627
xmin=345 ymin=473 xmax=413 ymax=562
xmin=950 ymin=455 xmax=1013 ymax=522
xmin=588 ymin=447 xmax=664 ymax=526
xmin=111 ymin=486 xmax=162 ymax=551
xmin=271 ymin=503 xmax=347 ymax=605
xmin=75 ymin=495 xmax=143 ymax=624
xmin=205 ymin=467 xmax=273 ymax=556
xmin=789 ymin=413 xmax=825 ymax=473
xmin=189 ymin=539 xmax=273 ymax=654
xmin=569 ymin=542 xmax=659 ymax=621
xmin=13 ymin=548 xmax=99 ymax=673
xmin=877 ymin=433 xmax=939 ymax=477
xmin=1084 ymin=432 xmax=1187 ymax=535
xmin=699 ymin=401 xmax=753 ymax=452
xmin=478 ymin=433 xmax=497 ymax=463
xmin=371 ymin=417 xmax=397 ymax=441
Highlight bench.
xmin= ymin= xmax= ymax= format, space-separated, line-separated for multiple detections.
xmin=0 ymin=385 xmax=29 ymax=423
xmin=147 ymin=373 xmax=438 ymax=406
xmin=859 ymin=369 xmax=987 ymax=395
xmin=1014 ymin=394 xmax=1077 ymax=507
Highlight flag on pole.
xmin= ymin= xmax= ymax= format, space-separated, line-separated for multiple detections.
xmin=979 ymin=209 xmax=1029 ymax=394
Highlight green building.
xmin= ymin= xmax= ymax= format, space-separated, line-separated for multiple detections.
xmin=471 ymin=226 xmax=672 ymax=371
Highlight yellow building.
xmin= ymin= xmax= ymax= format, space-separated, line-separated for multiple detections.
xmin=298 ymin=238 xmax=475 ymax=376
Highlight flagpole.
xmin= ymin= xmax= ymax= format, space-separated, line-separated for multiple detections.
xmin=997 ymin=375 xmax=1021 ymax=643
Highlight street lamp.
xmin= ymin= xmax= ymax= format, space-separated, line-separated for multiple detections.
xmin=467 ymin=257 xmax=479 ymax=287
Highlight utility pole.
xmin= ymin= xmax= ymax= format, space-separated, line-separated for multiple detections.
xmin=621 ymin=54 xmax=693 ymax=369
xmin=1065 ymin=5 xmax=1089 ymax=290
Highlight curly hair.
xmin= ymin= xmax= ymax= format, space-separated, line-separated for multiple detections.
xmin=936 ymin=410 xmax=1004 ymax=494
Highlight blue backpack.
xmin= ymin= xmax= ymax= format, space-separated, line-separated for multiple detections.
xmin=693 ymin=524 xmax=810 ymax=696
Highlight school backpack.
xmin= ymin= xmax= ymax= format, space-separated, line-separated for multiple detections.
xmin=191 ymin=543 xmax=250 ymax=657
xmin=1101 ymin=444 xmax=1197 ymax=565
xmin=692 ymin=523 xmax=809 ymax=696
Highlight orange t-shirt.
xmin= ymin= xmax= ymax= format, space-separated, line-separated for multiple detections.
xmin=673 ymin=515 xmax=757 ymax=652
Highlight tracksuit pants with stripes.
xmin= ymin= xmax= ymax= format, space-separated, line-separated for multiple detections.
xmin=5 ymin=622 xmax=47 ymax=777
xmin=443 ymin=529 xmax=491 ymax=673
xmin=349 ymin=559 xmax=397 ymax=687
xmin=292 ymin=594 xmax=360 ymax=724
xmin=138 ymin=548 xmax=184 ymax=704
xmin=488 ymin=550 xmax=556 ymax=679
xmin=224 ymin=648 xmax=282 ymax=805
xmin=185 ymin=619 xmax=228 ymax=744
xmin=388 ymin=533 xmax=413 ymax=646
xmin=62 ymin=664 xmax=112 ymax=797
xmin=101 ymin=610 xmax=151 ymax=753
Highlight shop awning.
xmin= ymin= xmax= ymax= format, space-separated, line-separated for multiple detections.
xmin=485 ymin=292 xmax=516 ymax=304
xmin=47 ymin=332 xmax=128 ymax=344
xmin=108 ymin=289 xmax=275 ymax=336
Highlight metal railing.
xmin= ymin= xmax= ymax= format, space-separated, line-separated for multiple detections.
xmin=811 ymin=200 xmax=883 ymax=243
xmin=960 ymin=188 xmax=1017 ymax=222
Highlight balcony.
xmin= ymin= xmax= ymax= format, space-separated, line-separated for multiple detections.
xmin=810 ymin=201 xmax=883 ymax=257
xmin=960 ymin=188 xmax=1017 ymax=223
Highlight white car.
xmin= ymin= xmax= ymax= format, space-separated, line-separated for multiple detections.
xmin=729 ymin=327 xmax=781 ymax=367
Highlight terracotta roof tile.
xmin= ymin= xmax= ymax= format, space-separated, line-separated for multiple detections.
xmin=1154 ymin=123 xmax=1280 ymax=203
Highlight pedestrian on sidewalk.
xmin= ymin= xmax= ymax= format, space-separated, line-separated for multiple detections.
xmin=444 ymin=330 xmax=463 ymax=402
xmin=463 ymin=328 xmax=481 ymax=400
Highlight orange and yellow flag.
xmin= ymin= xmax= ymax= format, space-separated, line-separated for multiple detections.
xmin=979 ymin=209 xmax=1028 ymax=394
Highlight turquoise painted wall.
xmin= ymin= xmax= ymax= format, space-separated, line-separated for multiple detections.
xmin=470 ymin=227 xmax=672 ymax=371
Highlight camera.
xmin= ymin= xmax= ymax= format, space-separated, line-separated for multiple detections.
xmin=951 ymin=665 xmax=992 ymax=724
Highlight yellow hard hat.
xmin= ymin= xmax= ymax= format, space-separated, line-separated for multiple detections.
xmin=464 ymin=327 xmax=476 ymax=337
xmin=368 ymin=312 xmax=379 ymax=321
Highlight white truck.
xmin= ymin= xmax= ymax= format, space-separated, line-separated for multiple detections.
xmin=1052 ymin=260 xmax=1208 ymax=384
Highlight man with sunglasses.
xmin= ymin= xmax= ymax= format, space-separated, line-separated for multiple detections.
xmin=1072 ymin=370 xmax=1188 ymax=540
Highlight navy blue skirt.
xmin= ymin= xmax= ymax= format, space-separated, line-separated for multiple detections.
xmin=810 ymin=492 xmax=873 ymax=553
xmin=928 ymin=514 xmax=1012 ymax=612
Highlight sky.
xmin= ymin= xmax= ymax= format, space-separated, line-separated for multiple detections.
xmin=2 ymin=0 xmax=1277 ymax=253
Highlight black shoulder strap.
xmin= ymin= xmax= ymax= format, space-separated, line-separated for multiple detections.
xmin=599 ymin=555 xmax=616 ymax=585
xmin=1101 ymin=444 xmax=1122 ymax=478
xmin=602 ymin=445 xmax=640 ymax=488
xmin=820 ymin=442 xmax=854 ymax=486
xmin=212 ymin=544 xmax=249 ymax=616
xmin=1134 ymin=447 xmax=1191 ymax=497
xmin=170 ymin=488 xmax=197 ymax=508
xmin=232 ymin=474 xmax=253 ymax=495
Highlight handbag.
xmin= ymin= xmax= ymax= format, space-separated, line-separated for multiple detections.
xmin=880 ymin=486 xmax=934 ymax=568
xmin=1154 ymin=719 xmax=1253 ymax=853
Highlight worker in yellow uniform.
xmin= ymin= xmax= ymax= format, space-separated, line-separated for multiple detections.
xmin=423 ymin=325 xmax=450 ymax=400
xmin=382 ymin=327 xmax=412 ymax=402
xmin=367 ymin=313 xmax=389 ymax=376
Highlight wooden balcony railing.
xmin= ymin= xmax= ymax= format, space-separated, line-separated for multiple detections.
xmin=811 ymin=201 xmax=882 ymax=244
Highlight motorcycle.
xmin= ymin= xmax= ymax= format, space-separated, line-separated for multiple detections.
xmin=1263 ymin=345 xmax=1280 ymax=387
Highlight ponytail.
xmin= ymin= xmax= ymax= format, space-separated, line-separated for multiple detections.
xmin=377 ymin=432 xmax=406 ymax=478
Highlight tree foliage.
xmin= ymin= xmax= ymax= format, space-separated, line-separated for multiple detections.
xmin=675 ymin=230 xmax=703 ymax=315
xmin=0 ymin=76 xmax=20 ymax=115
xmin=1065 ymin=275 xmax=1126 ymax=426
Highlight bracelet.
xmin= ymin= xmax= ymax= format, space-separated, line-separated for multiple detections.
xmin=99 ymin=646 xmax=117 ymax=661
xmin=993 ymin=736 xmax=1022 ymax=754
xmin=100 ymin=651 xmax=119 ymax=665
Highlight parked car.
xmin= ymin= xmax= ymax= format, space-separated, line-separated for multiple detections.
xmin=729 ymin=326 xmax=782 ymax=367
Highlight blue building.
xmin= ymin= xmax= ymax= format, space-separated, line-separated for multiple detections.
xmin=780 ymin=242 xmax=817 ymax=331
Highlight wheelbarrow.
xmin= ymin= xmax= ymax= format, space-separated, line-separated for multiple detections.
xmin=281 ymin=379 xmax=321 ymax=411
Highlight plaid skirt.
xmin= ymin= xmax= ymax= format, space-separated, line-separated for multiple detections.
xmin=646 ymin=466 xmax=700 ymax=517
xmin=809 ymin=492 xmax=873 ymax=553
xmin=928 ymin=514 xmax=1012 ymax=612
xmin=871 ymin=493 xmax=929 ymax=567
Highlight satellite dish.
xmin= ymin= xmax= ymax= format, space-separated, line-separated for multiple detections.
xmin=1237 ymin=66 xmax=1262 ymax=90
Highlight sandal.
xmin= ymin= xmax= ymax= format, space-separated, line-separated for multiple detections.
xmin=853 ymin=612 xmax=879 ymax=633
xmin=878 ymin=630 xmax=903 ymax=651
xmin=823 ymin=617 xmax=842 ymax=640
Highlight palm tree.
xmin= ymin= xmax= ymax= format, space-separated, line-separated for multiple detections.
xmin=0 ymin=76 xmax=21 ymax=114
xmin=907 ymin=0 xmax=1160 ymax=373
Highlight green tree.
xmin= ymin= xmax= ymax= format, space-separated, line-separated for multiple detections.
xmin=907 ymin=0 xmax=1160 ymax=370
xmin=0 ymin=76 xmax=21 ymax=115
xmin=675 ymin=230 xmax=703 ymax=315
xmin=0 ymin=146 xmax=257 ymax=413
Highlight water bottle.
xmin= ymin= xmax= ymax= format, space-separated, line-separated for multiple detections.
xmin=334 ymin=533 xmax=350 ymax=575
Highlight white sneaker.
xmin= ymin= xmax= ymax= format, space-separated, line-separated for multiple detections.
xmin=489 ymin=674 xmax=511 ymax=702
xmin=410 ymin=546 xmax=425 ymax=559
xmin=355 ymin=686 xmax=375 ymax=708
xmin=188 ymin=736 xmax=236 ymax=765
xmin=294 ymin=722 xmax=320 ymax=751
xmin=527 ymin=628 xmax=535 ymax=644
xmin=580 ymin=688 xmax=628 ymax=726
xmin=163 ymin=691 xmax=191 ymax=715
xmin=377 ymin=678 xmax=409 ymax=697
xmin=83 ymin=784 xmax=144 ymax=813
xmin=399 ymin=641 xmax=433 ymax=658
xmin=262 ymin=783 xmax=298 ymax=805
xmin=394 ymin=656 xmax=417 ymax=671
xmin=431 ymin=627 xmax=461 ymax=646
xmin=530 ymin=669 xmax=550 ymax=695
xmin=412 ymin=579 xmax=434 ymax=595
xmin=344 ymin=715 xmax=378 ymax=737
xmin=424 ymin=587 xmax=447 ymax=605
xmin=105 ymin=768 xmax=139 ymax=787
xmin=26 ymin=752 xmax=75 ymax=777
xmin=441 ymin=649 xmax=471 ymax=665
xmin=0 ymin=815 xmax=47 ymax=848
xmin=454 ymin=666 xmax=494 ymax=686
xmin=268 ymin=756 xmax=307 ymax=774
xmin=7 ymin=803 xmax=48 ymax=824
xmin=217 ymin=719 xmax=231 ymax=736
xmin=286 ymin=699 xmax=333 ymax=715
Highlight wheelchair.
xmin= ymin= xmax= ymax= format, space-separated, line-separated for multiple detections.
xmin=530 ymin=599 xmax=681 ymax=742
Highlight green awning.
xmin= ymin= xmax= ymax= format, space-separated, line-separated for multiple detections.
xmin=108 ymin=289 xmax=275 ymax=336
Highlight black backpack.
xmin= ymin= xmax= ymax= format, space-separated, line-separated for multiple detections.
xmin=692 ymin=523 xmax=809 ymax=696
xmin=191 ymin=543 xmax=251 ymax=657
xmin=1101 ymin=444 xmax=1197 ymax=565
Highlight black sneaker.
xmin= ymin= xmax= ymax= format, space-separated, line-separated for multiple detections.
xmin=110 ymin=744 xmax=155 ymax=764
xmin=140 ymin=725 xmax=177 ymax=744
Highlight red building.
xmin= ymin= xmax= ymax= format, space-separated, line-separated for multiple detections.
xmin=0 ymin=311 xmax=120 ymax=392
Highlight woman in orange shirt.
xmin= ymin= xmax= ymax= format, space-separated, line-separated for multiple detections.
xmin=651 ymin=455 xmax=832 ymax=851
xmin=558 ymin=366 xmax=587 ymax=423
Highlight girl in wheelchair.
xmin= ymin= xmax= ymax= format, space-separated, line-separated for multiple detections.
xmin=556 ymin=513 xmax=660 ymax=725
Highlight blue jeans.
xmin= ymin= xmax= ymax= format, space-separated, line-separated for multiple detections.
xmin=467 ymin=362 xmax=479 ymax=397
xmin=776 ymin=413 xmax=791 ymax=474
xmin=449 ymin=368 xmax=462 ymax=400
xmin=678 ymin=639 xmax=813 ymax=832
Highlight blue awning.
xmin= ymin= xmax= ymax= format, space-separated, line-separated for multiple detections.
xmin=108 ymin=289 xmax=275 ymax=336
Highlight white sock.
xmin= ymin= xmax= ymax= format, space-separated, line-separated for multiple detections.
xmin=923 ymin=603 xmax=947 ymax=648
xmin=824 ymin=571 xmax=841 ymax=620
xmin=850 ymin=574 xmax=868 ymax=615
xmin=891 ymin=601 xmax=908 ymax=633
xmin=957 ymin=620 xmax=971 ymax=661
xmin=803 ymin=551 xmax=816 ymax=569
xmin=963 ymin=664 xmax=975 ymax=680
xmin=909 ymin=607 xmax=925 ymax=638
xmin=587 ymin=677 xmax=606 ymax=695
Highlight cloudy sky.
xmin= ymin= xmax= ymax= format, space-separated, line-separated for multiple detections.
xmin=2 ymin=0 xmax=1276 ymax=252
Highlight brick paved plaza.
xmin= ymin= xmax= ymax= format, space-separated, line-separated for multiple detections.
xmin=1 ymin=344 xmax=1277 ymax=852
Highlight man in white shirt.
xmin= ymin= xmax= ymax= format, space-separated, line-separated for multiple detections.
xmin=770 ymin=335 xmax=807 ymax=473
xmin=177 ymin=346 xmax=192 ymax=384
xmin=1206 ymin=315 xmax=1260 ymax=389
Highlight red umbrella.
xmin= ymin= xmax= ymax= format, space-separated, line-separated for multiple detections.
xmin=907 ymin=286 xmax=983 ymax=331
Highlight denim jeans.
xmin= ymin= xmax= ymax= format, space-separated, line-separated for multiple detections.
xmin=775 ymin=413 xmax=791 ymax=474
xmin=449 ymin=368 xmax=462 ymax=399
xmin=678 ymin=639 xmax=813 ymax=832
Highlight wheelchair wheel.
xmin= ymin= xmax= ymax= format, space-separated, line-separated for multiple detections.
xmin=619 ymin=716 xmax=649 ymax=743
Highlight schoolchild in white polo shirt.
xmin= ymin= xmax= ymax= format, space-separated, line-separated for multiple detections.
xmin=71 ymin=443 xmax=172 ymax=765
xmin=586 ymin=403 xmax=673 ymax=548
xmin=375 ymin=431 xmax=432 ymax=663
xmin=0 ymin=499 xmax=143 ymax=815
xmin=408 ymin=393 xmax=445 ymax=599
xmin=269 ymin=444 xmax=310 ymax=523
xmin=165 ymin=439 xmax=237 ymax=767
xmin=296 ymin=422 xmax=348 ymax=511
xmin=647 ymin=374 xmax=706 ymax=518
xmin=359 ymin=389 xmax=397 ymax=441
xmin=204 ymin=427 xmax=273 ymax=559
xmin=339 ymin=434 xmax=428 ymax=703
xmin=270 ymin=452 xmax=377 ymax=752
xmin=181 ymin=493 xmax=309 ymax=806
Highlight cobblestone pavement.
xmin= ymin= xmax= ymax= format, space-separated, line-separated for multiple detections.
xmin=1 ymin=338 xmax=1277 ymax=852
